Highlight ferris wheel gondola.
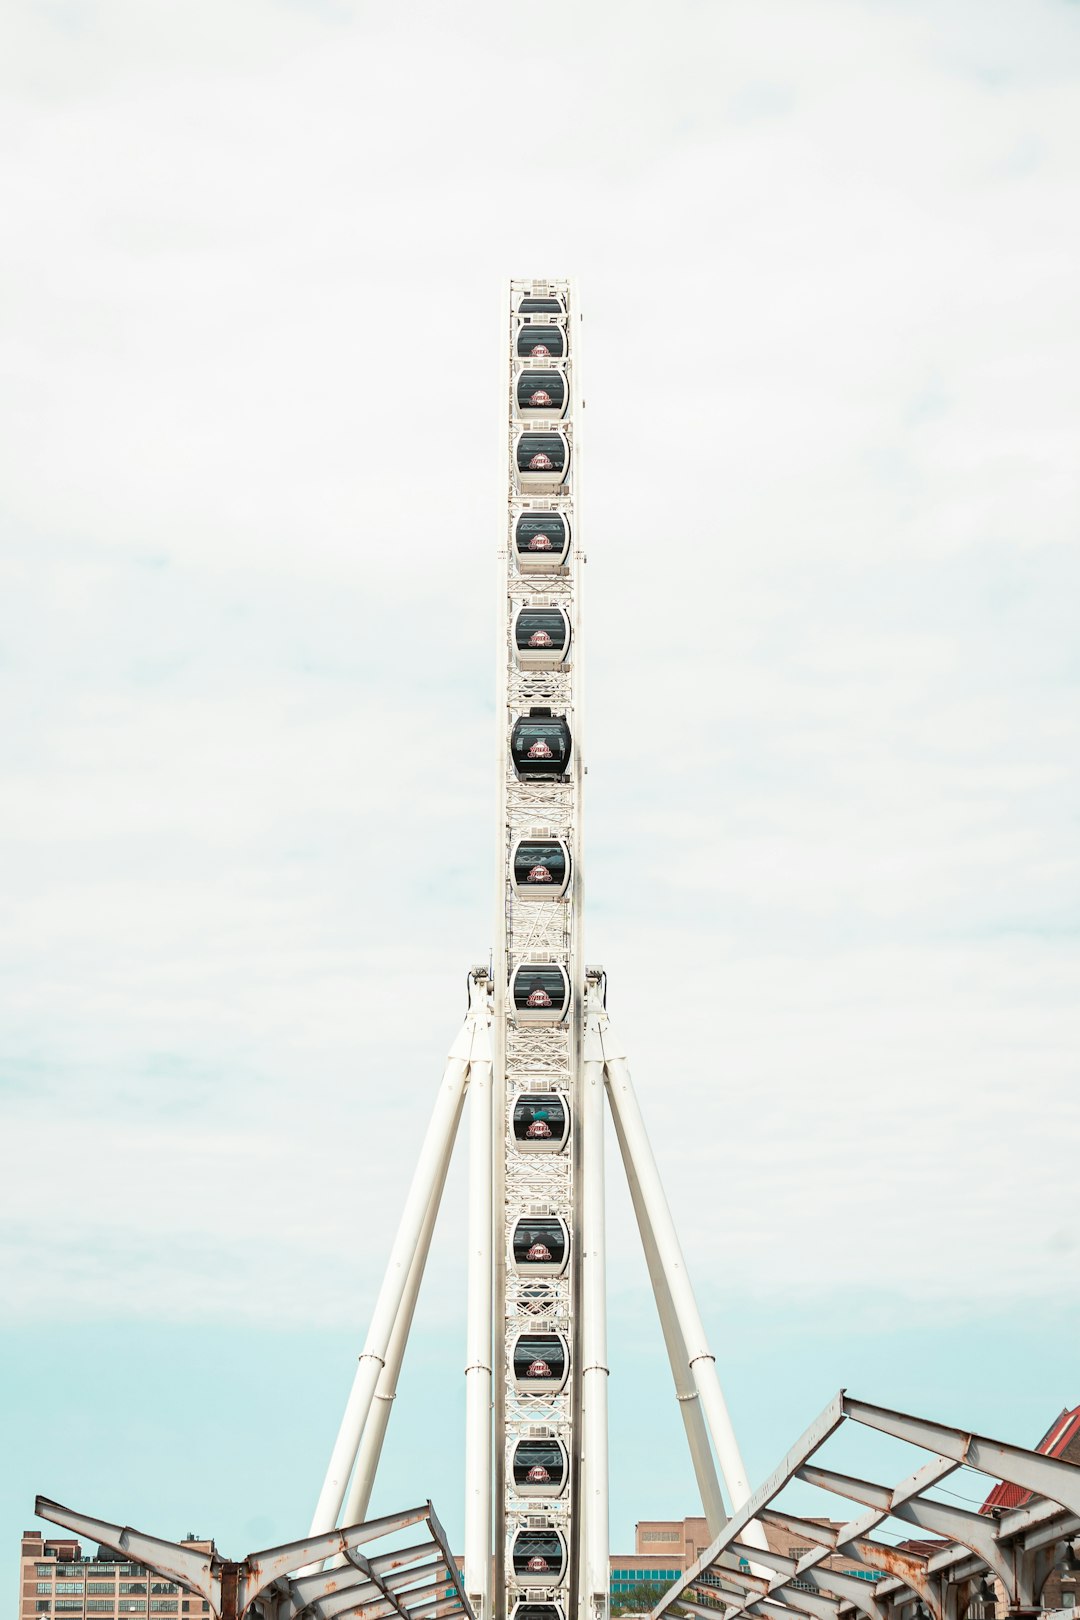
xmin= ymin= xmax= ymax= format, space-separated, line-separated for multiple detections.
xmin=512 ymin=606 xmax=571 ymax=670
xmin=511 ymin=1527 xmax=568 ymax=1585
xmin=515 ymin=323 xmax=566 ymax=360
xmin=512 ymin=1092 xmax=569 ymax=1153
xmin=515 ymin=430 xmax=570 ymax=490
xmin=510 ymin=836 xmax=571 ymax=901
xmin=511 ymin=1214 xmax=569 ymax=1276
xmin=513 ymin=1331 xmax=569 ymax=1393
xmin=515 ymin=367 xmax=568 ymax=421
xmin=512 ymin=1437 xmax=569 ymax=1498
xmin=514 ymin=512 xmax=571 ymax=574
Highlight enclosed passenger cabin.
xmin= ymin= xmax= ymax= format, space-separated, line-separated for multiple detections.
xmin=512 ymin=1331 xmax=569 ymax=1393
xmin=512 ymin=1093 xmax=569 ymax=1153
xmin=511 ymin=709 xmax=571 ymax=779
xmin=515 ymin=368 xmax=568 ymax=421
xmin=515 ymin=324 xmax=566 ymax=360
xmin=515 ymin=513 xmax=571 ymax=574
xmin=510 ymin=1603 xmax=565 ymax=1620
xmin=511 ymin=836 xmax=570 ymax=900
xmin=516 ymin=295 xmax=565 ymax=315
xmin=512 ymin=607 xmax=571 ymax=671
xmin=511 ymin=1214 xmax=569 ymax=1276
xmin=510 ymin=962 xmax=570 ymax=1023
xmin=512 ymin=1436 xmax=569 ymax=1498
xmin=516 ymin=431 xmax=569 ymax=491
xmin=511 ymin=1528 xmax=567 ymax=1586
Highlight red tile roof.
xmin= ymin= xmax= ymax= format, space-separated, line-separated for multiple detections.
xmin=980 ymin=1406 xmax=1080 ymax=1514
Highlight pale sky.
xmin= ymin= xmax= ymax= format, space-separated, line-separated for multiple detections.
xmin=2 ymin=0 xmax=1079 ymax=1571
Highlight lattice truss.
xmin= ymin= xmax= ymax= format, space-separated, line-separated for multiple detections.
xmin=496 ymin=276 xmax=581 ymax=1618
xmin=651 ymin=1393 xmax=1080 ymax=1620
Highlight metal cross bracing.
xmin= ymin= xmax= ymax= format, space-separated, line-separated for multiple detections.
xmin=648 ymin=1392 xmax=1080 ymax=1620
xmin=34 ymin=1497 xmax=476 ymax=1620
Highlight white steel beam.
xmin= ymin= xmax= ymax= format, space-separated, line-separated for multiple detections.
xmin=580 ymin=982 xmax=610 ymax=1620
xmin=309 ymin=1009 xmax=484 ymax=1539
xmin=843 ymin=1397 xmax=1080 ymax=1518
xmin=607 ymin=1086 xmax=727 ymax=1537
xmin=339 ymin=1080 xmax=466 ymax=1530
xmin=602 ymin=1042 xmax=766 ymax=1549
xmin=464 ymin=1017 xmax=494 ymax=1620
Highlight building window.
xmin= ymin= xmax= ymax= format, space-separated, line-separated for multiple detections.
xmin=56 ymin=1585 xmax=85 ymax=1594
xmin=181 ymin=1606 xmax=189 ymax=1614
xmin=88 ymin=1586 xmax=116 ymax=1595
xmin=56 ymin=1570 xmax=84 ymax=1580
xmin=641 ymin=1532 xmax=680 ymax=1545
xmin=150 ymin=1588 xmax=177 ymax=1596
xmin=37 ymin=1567 xmax=55 ymax=1578
xmin=56 ymin=1603 xmax=84 ymax=1612
xmin=88 ymin=1603 xmax=117 ymax=1611
xmin=120 ymin=1587 xmax=146 ymax=1597
xmin=36 ymin=1603 xmax=51 ymax=1612
xmin=150 ymin=1604 xmax=178 ymax=1612
xmin=118 ymin=1604 xmax=147 ymax=1613
xmin=92 ymin=1571 xmax=118 ymax=1579
xmin=39 ymin=1584 xmax=54 ymax=1595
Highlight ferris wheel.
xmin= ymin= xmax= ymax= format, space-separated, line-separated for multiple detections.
xmin=305 ymin=282 xmax=766 ymax=1620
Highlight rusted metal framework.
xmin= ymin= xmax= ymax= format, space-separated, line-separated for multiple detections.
xmin=649 ymin=1393 xmax=1080 ymax=1620
xmin=34 ymin=1498 xmax=474 ymax=1620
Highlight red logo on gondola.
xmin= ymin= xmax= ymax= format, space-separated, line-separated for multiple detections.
xmin=527 ymin=1241 xmax=552 ymax=1261
xmin=530 ymin=343 xmax=550 ymax=357
xmin=527 ymin=864 xmax=553 ymax=882
xmin=526 ymin=1557 xmax=550 ymax=1572
xmin=527 ymin=533 xmax=553 ymax=551
xmin=528 ymin=452 xmax=554 ymax=470
xmin=527 ymin=1464 xmax=552 ymax=1482
xmin=527 ymin=739 xmax=553 ymax=758
xmin=527 ymin=987 xmax=553 ymax=1006
xmin=526 ymin=1119 xmax=553 ymax=1138
xmin=528 ymin=629 xmax=553 ymax=647
xmin=529 ymin=390 xmax=553 ymax=407
xmin=527 ymin=1359 xmax=552 ymax=1378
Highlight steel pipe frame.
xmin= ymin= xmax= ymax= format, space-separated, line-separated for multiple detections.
xmin=310 ymin=987 xmax=490 ymax=1542
xmin=601 ymin=1027 xmax=767 ymax=1553
xmin=580 ymin=979 xmax=610 ymax=1617
xmin=651 ymin=1390 xmax=1080 ymax=1620
xmin=33 ymin=1501 xmax=470 ymax=1620
xmin=464 ymin=1005 xmax=494 ymax=1620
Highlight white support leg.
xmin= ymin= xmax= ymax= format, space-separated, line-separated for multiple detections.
xmin=580 ymin=984 xmax=610 ymax=1620
xmin=309 ymin=1002 xmax=485 ymax=1538
xmin=603 ymin=1044 xmax=767 ymax=1552
xmin=463 ymin=1030 xmax=493 ymax=1620
xmin=338 ymin=1104 xmax=461 ymax=1529
xmin=608 ymin=1101 xmax=727 ymax=1539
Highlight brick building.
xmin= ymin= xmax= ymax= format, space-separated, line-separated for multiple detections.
xmin=608 ymin=1514 xmax=879 ymax=1609
xmin=17 ymin=1531 xmax=214 ymax=1620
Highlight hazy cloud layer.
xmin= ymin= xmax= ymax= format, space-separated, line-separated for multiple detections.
xmin=2 ymin=0 xmax=1079 ymax=1542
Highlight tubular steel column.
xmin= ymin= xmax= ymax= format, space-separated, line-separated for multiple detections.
xmin=604 ymin=1045 xmax=767 ymax=1549
xmin=309 ymin=1005 xmax=481 ymax=1539
xmin=340 ymin=994 xmax=489 ymax=1531
xmin=580 ymin=977 xmax=610 ymax=1620
xmin=464 ymin=1011 xmax=494 ymax=1620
